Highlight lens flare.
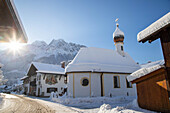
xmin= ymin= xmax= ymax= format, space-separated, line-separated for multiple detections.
xmin=8 ymin=39 xmax=21 ymax=54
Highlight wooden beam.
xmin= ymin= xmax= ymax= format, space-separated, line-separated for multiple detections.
xmin=0 ymin=0 xmax=27 ymax=43
xmin=160 ymin=27 xmax=170 ymax=68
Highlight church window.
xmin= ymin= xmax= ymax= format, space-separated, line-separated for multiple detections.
xmin=126 ymin=78 xmax=132 ymax=88
xmin=64 ymin=75 xmax=67 ymax=84
xmin=81 ymin=77 xmax=89 ymax=86
xmin=47 ymin=88 xmax=57 ymax=93
xmin=113 ymin=76 xmax=120 ymax=88
xmin=121 ymin=46 xmax=123 ymax=51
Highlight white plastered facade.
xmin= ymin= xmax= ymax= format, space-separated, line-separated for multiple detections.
xmin=36 ymin=73 xmax=66 ymax=97
xmin=67 ymin=72 xmax=136 ymax=98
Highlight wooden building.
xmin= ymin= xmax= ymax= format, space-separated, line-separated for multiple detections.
xmin=127 ymin=12 xmax=170 ymax=112
xmin=0 ymin=0 xmax=27 ymax=43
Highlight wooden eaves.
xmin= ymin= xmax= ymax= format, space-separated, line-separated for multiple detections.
xmin=0 ymin=0 xmax=28 ymax=43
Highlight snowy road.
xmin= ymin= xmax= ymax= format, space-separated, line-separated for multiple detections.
xmin=0 ymin=93 xmax=154 ymax=113
xmin=0 ymin=94 xmax=56 ymax=113
xmin=0 ymin=94 xmax=83 ymax=113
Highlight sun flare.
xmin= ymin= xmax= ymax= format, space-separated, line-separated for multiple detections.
xmin=7 ymin=38 xmax=24 ymax=55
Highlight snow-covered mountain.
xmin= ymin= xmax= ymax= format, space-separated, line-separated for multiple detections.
xmin=0 ymin=39 xmax=86 ymax=85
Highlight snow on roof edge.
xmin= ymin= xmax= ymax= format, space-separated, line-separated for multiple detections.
xmin=127 ymin=60 xmax=165 ymax=82
xmin=10 ymin=0 xmax=28 ymax=42
xmin=36 ymin=70 xmax=65 ymax=75
xmin=26 ymin=62 xmax=65 ymax=76
xmin=137 ymin=12 xmax=170 ymax=42
xmin=20 ymin=76 xmax=28 ymax=80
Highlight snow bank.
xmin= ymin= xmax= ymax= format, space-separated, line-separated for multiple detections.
xmin=0 ymin=93 xmax=3 ymax=105
xmin=3 ymin=94 xmax=18 ymax=99
xmin=51 ymin=96 xmax=136 ymax=109
xmin=127 ymin=60 xmax=164 ymax=82
xmin=98 ymin=99 xmax=155 ymax=113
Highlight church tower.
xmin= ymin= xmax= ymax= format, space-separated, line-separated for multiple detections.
xmin=113 ymin=19 xmax=125 ymax=56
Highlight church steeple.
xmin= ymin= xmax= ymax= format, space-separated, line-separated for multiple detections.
xmin=113 ymin=19 xmax=125 ymax=56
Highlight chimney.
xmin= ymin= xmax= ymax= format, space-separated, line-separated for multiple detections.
xmin=61 ymin=61 xmax=66 ymax=69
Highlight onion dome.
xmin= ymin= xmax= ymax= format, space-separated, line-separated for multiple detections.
xmin=113 ymin=23 xmax=124 ymax=43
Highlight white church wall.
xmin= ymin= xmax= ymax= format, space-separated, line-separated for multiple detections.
xmin=103 ymin=73 xmax=136 ymax=97
xmin=74 ymin=73 xmax=90 ymax=97
xmin=67 ymin=72 xmax=136 ymax=98
xmin=36 ymin=73 xmax=66 ymax=97
xmin=91 ymin=73 xmax=101 ymax=97
xmin=68 ymin=72 xmax=101 ymax=98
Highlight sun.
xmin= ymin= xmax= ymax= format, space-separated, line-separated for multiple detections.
xmin=7 ymin=38 xmax=24 ymax=55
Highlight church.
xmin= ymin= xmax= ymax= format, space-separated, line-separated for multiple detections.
xmin=65 ymin=22 xmax=140 ymax=98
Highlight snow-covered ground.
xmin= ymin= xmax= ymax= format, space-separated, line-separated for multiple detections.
xmin=0 ymin=94 xmax=3 ymax=108
xmin=49 ymin=96 xmax=154 ymax=113
xmin=0 ymin=93 xmax=155 ymax=113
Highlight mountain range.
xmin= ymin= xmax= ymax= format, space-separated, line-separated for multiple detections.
xmin=0 ymin=39 xmax=86 ymax=85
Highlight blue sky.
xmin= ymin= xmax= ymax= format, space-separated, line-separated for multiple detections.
xmin=11 ymin=0 xmax=170 ymax=64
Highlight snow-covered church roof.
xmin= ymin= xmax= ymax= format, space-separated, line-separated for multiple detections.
xmin=27 ymin=62 xmax=65 ymax=75
xmin=127 ymin=60 xmax=165 ymax=82
xmin=65 ymin=47 xmax=140 ymax=73
xmin=137 ymin=12 xmax=170 ymax=42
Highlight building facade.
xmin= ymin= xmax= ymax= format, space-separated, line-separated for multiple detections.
xmin=26 ymin=62 xmax=66 ymax=97
xmin=36 ymin=72 xmax=67 ymax=97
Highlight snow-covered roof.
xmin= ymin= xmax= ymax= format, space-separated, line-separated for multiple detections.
xmin=29 ymin=62 xmax=65 ymax=75
xmin=127 ymin=60 xmax=165 ymax=82
xmin=0 ymin=85 xmax=6 ymax=89
xmin=137 ymin=12 xmax=170 ymax=42
xmin=36 ymin=70 xmax=64 ymax=75
xmin=113 ymin=24 xmax=124 ymax=38
xmin=10 ymin=0 xmax=28 ymax=42
xmin=65 ymin=47 xmax=140 ymax=73
xmin=20 ymin=76 xmax=28 ymax=80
